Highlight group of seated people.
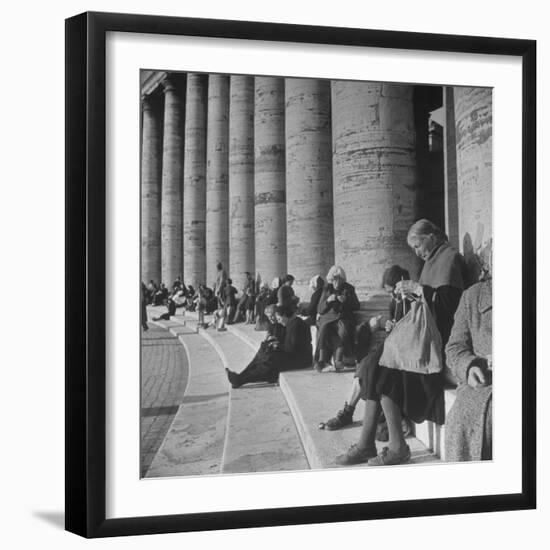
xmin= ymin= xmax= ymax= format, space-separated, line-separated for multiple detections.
xmin=227 ymin=219 xmax=493 ymax=468
xmin=151 ymin=263 xmax=306 ymax=331
xmin=145 ymin=219 xmax=493 ymax=467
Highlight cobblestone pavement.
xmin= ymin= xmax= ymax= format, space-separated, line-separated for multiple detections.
xmin=140 ymin=325 xmax=188 ymax=477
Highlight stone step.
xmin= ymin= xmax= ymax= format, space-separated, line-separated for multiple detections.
xmin=199 ymin=328 xmax=309 ymax=474
xmin=279 ymin=369 xmax=439 ymax=469
xmin=145 ymin=322 xmax=229 ymax=478
xmin=226 ymin=322 xmax=267 ymax=349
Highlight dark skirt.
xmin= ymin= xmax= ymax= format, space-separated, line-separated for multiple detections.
xmin=356 ymin=342 xmax=445 ymax=425
xmin=315 ymin=318 xmax=355 ymax=360
xmin=232 ymin=342 xmax=283 ymax=385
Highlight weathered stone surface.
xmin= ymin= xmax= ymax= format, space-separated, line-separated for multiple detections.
xmin=285 ymin=78 xmax=334 ymax=299
xmin=254 ymin=77 xmax=287 ymax=284
xmin=206 ymin=75 xmax=230 ymax=286
xmin=141 ymin=93 xmax=163 ymax=284
xmin=331 ymin=81 xmax=419 ymax=295
xmin=279 ymin=370 xmax=439 ymax=469
xmin=145 ymin=326 xmax=229 ymax=478
xmin=229 ymin=75 xmax=255 ymax=281
xmin=160 ymin=75 xmax=185 ymax=287
xmin=140 ymin=325 xmax=188 ymax=477
xmin=444 ymin=86 xmax=459 ymax=250
xmin=454 ymin=87 xmax=492 ymax=282
xmin=183 ymin=74 xmax=208 ymax=287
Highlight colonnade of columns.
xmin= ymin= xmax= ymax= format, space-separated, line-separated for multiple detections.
xmin=141 ymin=72 xmax=493 ymax=297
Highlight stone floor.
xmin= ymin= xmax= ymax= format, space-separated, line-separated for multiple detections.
xmin=141 ymin=306 xmax=441 ymax=478
xmin=140 ymin=325 xmax=189 ymax=476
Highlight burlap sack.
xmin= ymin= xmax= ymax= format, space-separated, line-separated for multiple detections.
xmin=379 ymin=298 xmax=443 ymax=374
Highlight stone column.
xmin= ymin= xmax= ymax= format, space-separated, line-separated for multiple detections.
xmin=443 ymin=86 xmax=459 ymax=250
xmin=141 ymin=92 xmax=163 ymax=284
xmin=160 ymin=74 xmax=185 ymax=287
xmin=331 ymin=81 xmax=419 ymax=295
xmin=285 ymin=78 xmax=334 ymax=299
xmin=206 ymin=75 xmax=230 ymax=286
xmin=454 ymin=87 xmax=493 ymax=282
xmin=229 ymin=75 xmax=255 ymax=282
xmin=254 ymin=77 xmax=287 ymax=284
xmin=183 ymin=74 xmax=208 ymax=288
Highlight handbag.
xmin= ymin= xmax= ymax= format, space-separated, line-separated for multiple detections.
xmin=379 ymin=296 xmax=443 ymax=374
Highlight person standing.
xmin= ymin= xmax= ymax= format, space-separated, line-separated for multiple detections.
xmin=140 ymin=282 xmax=149 ymax=332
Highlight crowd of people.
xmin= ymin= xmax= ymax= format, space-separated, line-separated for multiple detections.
xmin=141 ymin=218 xmax=493 ymax=466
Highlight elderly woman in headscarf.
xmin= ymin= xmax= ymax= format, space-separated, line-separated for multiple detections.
xmin=226 ymin=303 xmax=311 ymax=388
xmin=268 ymin=277 xmax=282 ymax=306
xmin=336 ymin=219 xmax=467 ymax=467
xmin=314 ymin=265 xmax=360 ymax=372
xmin=445 ymin=243 xmax=492 ymax=462
xmin=226 ymin=304 xmax=284 ymax=388
xmin=299 ymin=275 xmax=325 ymax=326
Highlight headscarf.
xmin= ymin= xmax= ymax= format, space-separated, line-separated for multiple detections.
xmin=326 ymin=265 xmax=346 ymax=284
xmin=419 ymin=242 xmax=465 ymax=290
xmin=309 ymin=275 xmax=324 ymax=291
xmin=271 ymin=277 xmax=282 ymax=290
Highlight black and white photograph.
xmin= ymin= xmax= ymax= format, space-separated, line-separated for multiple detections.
xmin=140 ymin=70 xmax=493 ymax=479
xmin=0 ymin=0 xmax=539 ymax=544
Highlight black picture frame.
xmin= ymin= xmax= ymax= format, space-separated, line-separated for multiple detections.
xmin=65 ymin=11 xmax=536 ymax=538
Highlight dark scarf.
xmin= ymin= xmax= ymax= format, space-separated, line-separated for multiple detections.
xmin=419 ymin=242 xmax=465 ymax=290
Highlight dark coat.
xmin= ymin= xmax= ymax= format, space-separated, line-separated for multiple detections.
xmin=280 ymin=316 xmax=312 ymax=371
xmin=445 ymin=280 xmax=493 ymax=462
xmin=301 ymin=287 xmax=323 ymax=326
xmin=316 ymin=282 xmax=360 ymax=357
xmin=277 ymin=284 xmax=297 ymax=309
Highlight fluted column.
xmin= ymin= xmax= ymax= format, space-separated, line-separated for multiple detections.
xmin=332 ymin=81 xmax=419 ymax=295
xmin=443 ymin=86 xmax=459 ymax=250
xmin=183 ymin=74 xmax=208 ymax=287
xmin=206 ymin=75 xmax=230 ymax=286
xmin=254 ymin=77 xmax=287 ymax=284
xmin=160 ymin=75 xmax=185 ymax=287
xmin=229 ymin=75 xmax=255 ymax=282
xmin=285 ymin=78 xmax=334 ymax=299
xmin=454 ymin=87 xmax=493 ymax=282
xmin=140 ymin=92 xmax=163 ymax=284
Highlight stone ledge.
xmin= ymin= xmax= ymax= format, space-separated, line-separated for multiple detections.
xmin=279 ymin=369 xmax=439 ymax=469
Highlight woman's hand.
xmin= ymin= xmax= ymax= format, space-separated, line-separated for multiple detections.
xmin=467 ymin=366 xmax=488 ymax=388
xmin=369 ymin=314 xmax=383 ymax=331
xmin=336 ymin=295 xmax=345 ymax=303
xmin=326 ymin=294 xmax=336 ymax=303
xmin=395 ymin=280 xmax=423 ymax=297
xmin=385 ymin=320 xmax=395 ymax=333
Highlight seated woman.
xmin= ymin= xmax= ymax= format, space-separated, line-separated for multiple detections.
xmin=185 ymin=285 xmax=196 ymax=311
xmin=232 ymin=272 xmax=256 ymax=323
xmin=226 ymin=304 xmax=312 ymax=388
xmin=322 ymin=265 xmax=409 ymax=430
xmin=153 ymin=283 xmax=168 ymax=306
xmin=226 ymin=305 xmax=284 ymax=388
xmin=268 ymin=277 xmax=282 ymax=305
xmin=445 ymin=276 xmax=492 ymax=461
xmin=152 ymin=297 xmax=177 ymax=321
xmin=314 ymin=265 xmax=360 ymax=372
xmin=336 ymin=219 xmax=466 ymax=466
xmin=253 ymin=281 xmax=271 ymax=331
xmin=276 ymin=304 xmax=312 ymax=371
xmin=277 ymin=274 xmax=299 ymax=309
xmin=299 ymin=275 xmax=325 ymax=326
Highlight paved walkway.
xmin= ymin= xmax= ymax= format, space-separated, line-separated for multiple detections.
xmin=140 ymin=325 xmax=189 ymax=477
xmin=141 ymin=307 xmax=440 ymax=477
